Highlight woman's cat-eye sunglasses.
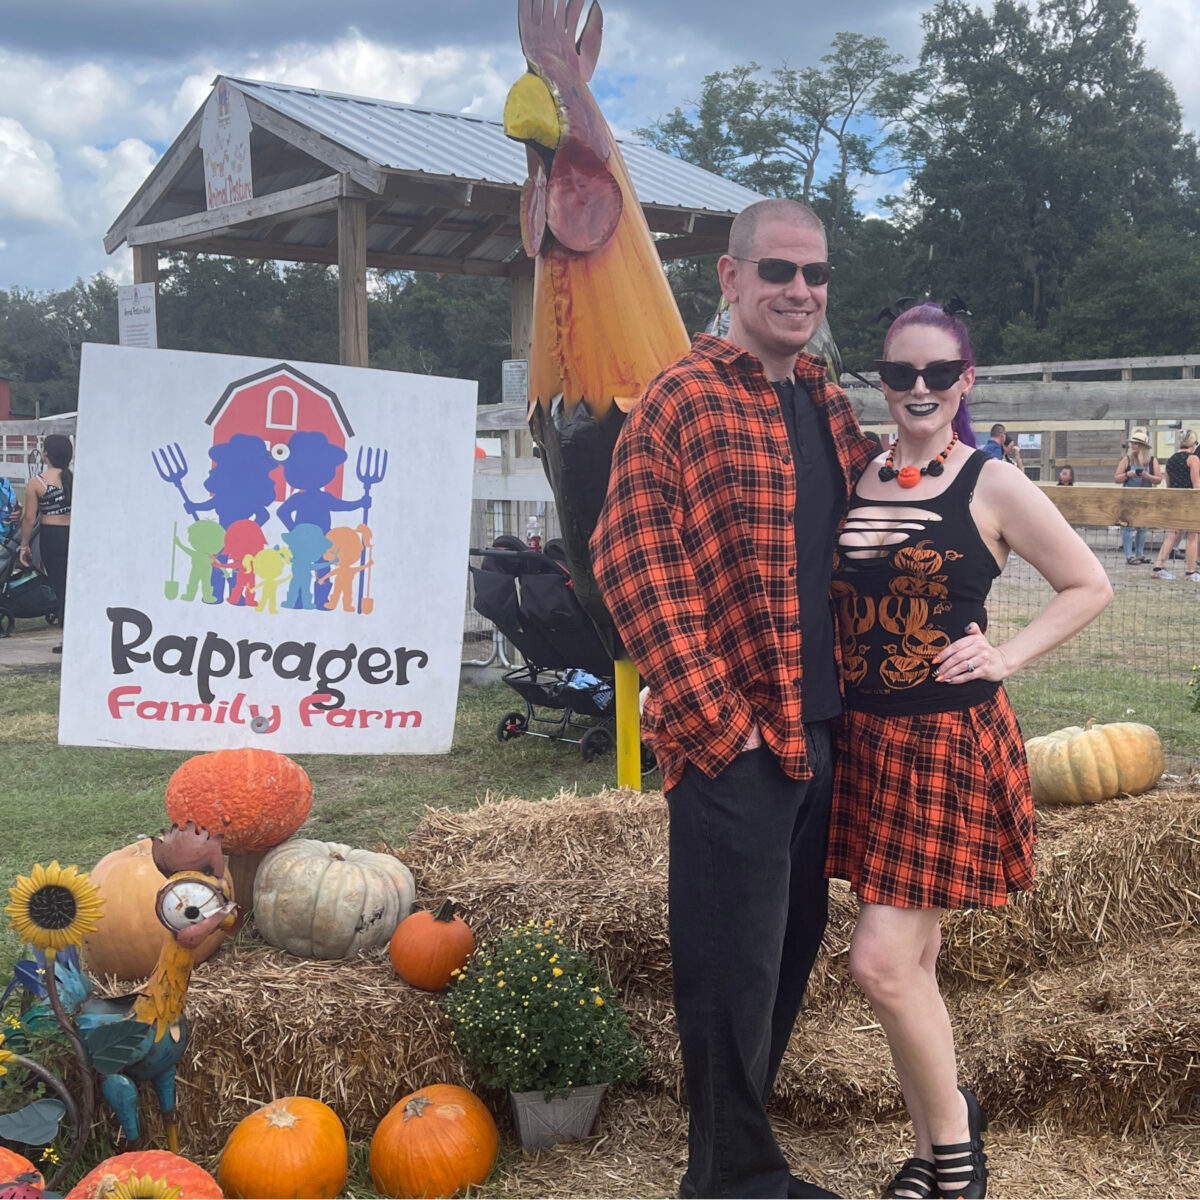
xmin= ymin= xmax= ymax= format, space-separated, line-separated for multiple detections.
xmin=875 ymin=359 xmax=969 ymax=392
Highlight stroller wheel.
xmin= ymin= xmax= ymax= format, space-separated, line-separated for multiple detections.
xmin=496 ymin=710 xmax=528 ymax=742
xmin=580 ymin=725 xmax=614 ymax=762
xmin=45 ymin=611 xmax=61 ymax=626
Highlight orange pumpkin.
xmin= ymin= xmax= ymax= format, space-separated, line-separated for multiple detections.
xmin=878 ymin=654 xmax=930 ymax=689
xmin=0 ymin=1149 xmax=42 ymax=1189
xmin=81 ymin=838 xmax=234 ymax=980
xmin=66 ymin=1151 xmax=222 ymax=1199
xmin=388 ymin=900 xmax=475 ymax=991
xmin=218 ymin=1096 xmax=347 ymax=1199
xmin=165 ymin=747 xmax=312 ymax=854
xmin=369 ymin=1085 xmax=498 ymax=1199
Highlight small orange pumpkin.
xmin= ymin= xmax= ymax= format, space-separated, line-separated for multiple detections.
xmin=66 ymin=1151 xmax=222 ymax=1199
xmin=165 ymin=747 xmax=312 ymax=854
xmin=218 ymin=1096 xmax=347 ymax=1199
xmin=0 ymin=1149 xmax=42 ymax=1190
xmin=388 ymin=900 xmax=475 ymax=990
xmin=81 ymin=838 xmax=234 ymax=980
xmin=369 ymin=1084 xmax=498 ymax=1199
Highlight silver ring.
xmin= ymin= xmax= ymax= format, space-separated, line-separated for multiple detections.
xmin=966 ymin=660 xmax=975 ymax=673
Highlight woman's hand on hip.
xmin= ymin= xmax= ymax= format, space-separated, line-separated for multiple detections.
xmin=935 ymin=622 xmax=1011 ymax=684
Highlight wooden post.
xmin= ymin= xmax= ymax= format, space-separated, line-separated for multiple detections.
xmin=132 ymin=245 xmax=159 ymax=286
xmin=338 ymin=195 xmax=368 ymax=367
xmin=510 ymin=271 xmax=534 ymax=362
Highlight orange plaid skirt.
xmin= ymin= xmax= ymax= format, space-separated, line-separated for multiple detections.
xmin=826 ymin=689 xmax=1035 ymax=910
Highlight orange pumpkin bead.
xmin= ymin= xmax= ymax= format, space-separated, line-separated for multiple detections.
xmin=369 ymin=1085 xmax=497 ymax=1199
xmin=165 ymin=747 xmax=312 ymax=854
xmin=66 ymin=1151 xmax=222 ymax=1199
xmin=81 ymin=838 xmax=234 ymax=980
xmin=218 ymin=1096 xmax=347 ymax=1200
xmin=388 ymin=900 xmax=474 ymax=990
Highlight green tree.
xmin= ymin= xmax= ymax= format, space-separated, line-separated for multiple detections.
xmin=888 ymin=0 xmax=1199 ymax=354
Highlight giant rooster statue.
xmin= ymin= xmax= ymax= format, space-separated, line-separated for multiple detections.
xmin=43 ymin=824 xmax=240 ymax=1152
xmin=503 ymin=0 xmax=690 ymax=783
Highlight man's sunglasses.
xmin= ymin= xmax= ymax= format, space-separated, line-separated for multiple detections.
xmin=732 ymin=257 xmax=833 ymax=286
xmin=875 ymin=359 xmax=969 ymax=392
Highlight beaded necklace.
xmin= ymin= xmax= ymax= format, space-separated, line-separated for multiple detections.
xmin=878 ymin=432 xmax=959 ymax=488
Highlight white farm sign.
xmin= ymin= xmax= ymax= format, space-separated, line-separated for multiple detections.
xmin=60 ymin=344 xmax=477 ymax=753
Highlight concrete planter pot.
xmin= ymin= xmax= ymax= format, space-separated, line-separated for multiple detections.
xmin=509 ymin=1083 xmax=608 ymax=1149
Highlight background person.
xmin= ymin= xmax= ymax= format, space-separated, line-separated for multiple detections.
xmin=1003 ymin=435 xmax=1023 ymax=471
xmin=829 ymin=303 xmax=1112 ymax=1200
xmin=1114 ymin=427 xmax=1161 ymax=564
xmin=1056 ymin=464 xmax=1075 ymax=485
xmin=982 ymin=423 xmax=1006 ymax=460
xmin=592 ymin=197 xmax=875 ymax=1200
xmin=18 ymin=433 xmax=73 ymax=650
xmin=1151 ymin=429 xmax=1200 ymax=581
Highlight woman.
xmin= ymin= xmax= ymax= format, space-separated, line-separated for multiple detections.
xmin=1151 ymin=430 xmax=1200 ymax=581
xmin=1002 ymin=435 xmax=1023 ymax=472
xmin=827 ymin=303 xmax=1112 ymax=1199
xmin=18 ymin=434 xmax=73 ymax=649
xmin=1114 ymin=428 xmax=1161 ymax=563
xmin=1056 ymin=464 xmax=1075 ymax=485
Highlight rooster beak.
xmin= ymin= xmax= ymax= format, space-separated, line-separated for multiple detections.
xmin=504 ymin=73 xmax=561 ymax=150
xmin=174 ymin=898 xmax=240 ymax=950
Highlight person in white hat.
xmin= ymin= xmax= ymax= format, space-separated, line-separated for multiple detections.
xmin=1113 ymin=428 xmax=1161 ymax=563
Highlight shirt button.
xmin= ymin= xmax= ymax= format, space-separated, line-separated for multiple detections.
xmin=791 ymin=622 xmax=800 ymax=632
xmin=788 ymin=566 xmax=796 ymax=576
xmin=785 ymin=511 xmax=794 ymax=522
xmin=792 ymin=676 xmax=802 ymax=688
xmin=782 ymin=453 xmax=791 ymax=464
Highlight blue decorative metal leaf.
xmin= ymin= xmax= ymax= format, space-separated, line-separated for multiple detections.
xmin=83 ymin=1020 xmax=151 ymax=1073
xmin=0 ymin=1097 xmax=66 ymax=1145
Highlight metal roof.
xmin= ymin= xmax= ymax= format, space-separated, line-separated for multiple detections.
xmin=104 ymin=75 xmax=765 ymax=274
xmin=227 ymin=77 xmax=764 ymax=217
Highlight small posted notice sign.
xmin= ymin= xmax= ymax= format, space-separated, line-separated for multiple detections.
xmin=118 ymin=284 xmax=158 ymax=349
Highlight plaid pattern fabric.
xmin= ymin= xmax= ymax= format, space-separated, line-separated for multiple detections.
xmin=826 ymin=688 xmax=1036 ymax=909
xmin=590 ymin=333 xmax=875 ymax=792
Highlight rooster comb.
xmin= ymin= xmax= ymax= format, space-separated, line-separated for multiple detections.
xmin=151 ymin=822 xmax=226 ymax=880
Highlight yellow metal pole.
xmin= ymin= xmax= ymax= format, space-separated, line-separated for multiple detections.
xmin=613 ymin=655 xmax=641 ymax=789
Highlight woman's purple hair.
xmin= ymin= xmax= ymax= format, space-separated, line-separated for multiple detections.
xmin=882 ymin=302 xmax=977 ymax=448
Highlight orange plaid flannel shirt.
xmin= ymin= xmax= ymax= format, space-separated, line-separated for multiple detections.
xmin=591 ymin=334 xmax=875 ymax=792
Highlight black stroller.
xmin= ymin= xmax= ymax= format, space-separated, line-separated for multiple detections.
xmin=470 ymin=536 xmax=619 ymax=761
xmin=0 ymin=530 xmax=59 ymax=637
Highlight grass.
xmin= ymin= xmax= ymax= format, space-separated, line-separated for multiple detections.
xmin=0 ymin=670 xmax=616 ymax=973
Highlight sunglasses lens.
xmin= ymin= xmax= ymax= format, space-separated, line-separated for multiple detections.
xmin=756 ymin=258 xmax=799 ymax=283
xmin=876 ymin=362 xmax=917 ymax=390
xmin=923 ymin=362 xmax=965 ymax=390
xmin=800 ymin=261 xmax=832 ymax=286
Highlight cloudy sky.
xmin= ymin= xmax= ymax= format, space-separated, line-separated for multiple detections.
xmin=1 ymin=0 xmax=1197 ymax=295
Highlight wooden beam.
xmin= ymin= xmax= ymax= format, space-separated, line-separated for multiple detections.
xmin=338 ymin=197 xmax=369 ymax=367
xmin=475 ymin=401 xmax=530 ymax=432
xmin=510 ymin=278 xmax=533 ymax=365
xmin=1038 ymin=483 xmax=1200 ymax=527
xmin=380 ymin=174 xmax=522 ymax=218
xmin=450 ymin=214 xmax=511 ymax=259
xmin=385 ymin=208 xmax=447 ymax=256
xmin=974 ymin=354 xmax=1200 ymax=377
xmin=132 ymin=245 xmax=160 ymax=285
xmin=241 ymin=94 xmax=385 ymax=193
xmin=845 ymin=380 xmax=1200 ymax=424
xmin=104 ymin=113 xmax=203 ymax=252
xmin=655 ymin=234 xmax=727 ymax=261
xmin=126 ymin=176 xmax=347 ymax=247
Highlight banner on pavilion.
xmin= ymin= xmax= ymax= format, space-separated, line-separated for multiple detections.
xmin=60 ymin=343 xmax=477 ymax=754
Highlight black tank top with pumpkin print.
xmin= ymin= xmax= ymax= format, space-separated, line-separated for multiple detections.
xmin=831 ymin=449 xmax=1001 ymax=716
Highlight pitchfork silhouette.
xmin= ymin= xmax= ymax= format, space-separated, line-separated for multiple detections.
xmin=355 ymin=446 xmax=388 ymax=613
xmin=152 ymin=443 xmax=200 ymax=519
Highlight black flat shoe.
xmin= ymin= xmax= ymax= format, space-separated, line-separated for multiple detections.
xmin=932 ymin=1087 xmax=988 ymax=1199
xmin=883 ymin=1157 xmax=939 ymax=1198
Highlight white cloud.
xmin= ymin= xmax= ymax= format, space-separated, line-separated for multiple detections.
xmin=0 ymin=117 xmax=72 ymax=228
xmin=76 ymin=138 xmax=160 ymax=232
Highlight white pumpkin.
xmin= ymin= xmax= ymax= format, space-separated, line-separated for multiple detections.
xmin=253 ymin=839 xmax=416 ymax=959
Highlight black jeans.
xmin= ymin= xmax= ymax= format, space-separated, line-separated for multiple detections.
xmin=668 ymin=722 xmax=833 ymax=1199
xmin=39 ymin=523 xmax=70 ymax=624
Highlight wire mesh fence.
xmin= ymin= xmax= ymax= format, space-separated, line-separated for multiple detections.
xmin=460 ymin=505 xmax=1199 ymax=772
xmin=991 ymin=525 xmax=1197 ymax=772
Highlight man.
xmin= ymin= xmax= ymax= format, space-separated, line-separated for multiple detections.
xmin=591 ymin=198 xmax=874 ymax=1199
xmin=983 ymin=422 xmax=1007 ymax=459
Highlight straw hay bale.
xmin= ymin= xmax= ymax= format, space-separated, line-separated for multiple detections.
xmin=474 ymin=1088 xmax=1200 ymax=1199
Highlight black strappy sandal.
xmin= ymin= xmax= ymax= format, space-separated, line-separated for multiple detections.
xmin=932 ymin=1087 xmax=988 ymax=1199
xmin=882 ymin=1156 xmax=939 ymax=1198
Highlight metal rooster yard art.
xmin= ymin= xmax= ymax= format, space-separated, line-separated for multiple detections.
xmin=503 ymin=0 xmax=690 ymax=783
xmin=503 ymin=0 xmax=690 ymax=641
xmin=42 ymin=824 xmax=241 ymax=1153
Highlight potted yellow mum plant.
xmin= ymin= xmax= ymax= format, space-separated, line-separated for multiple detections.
xmin=443 ymin=920 xmax=642 ymax=1149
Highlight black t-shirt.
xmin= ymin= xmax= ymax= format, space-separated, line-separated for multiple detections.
xmin=772 ymin=377 xmax=842 ymax=723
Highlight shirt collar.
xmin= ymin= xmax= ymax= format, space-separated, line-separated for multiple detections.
xmin=690 ymin=332 xmax=830 ymax=386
